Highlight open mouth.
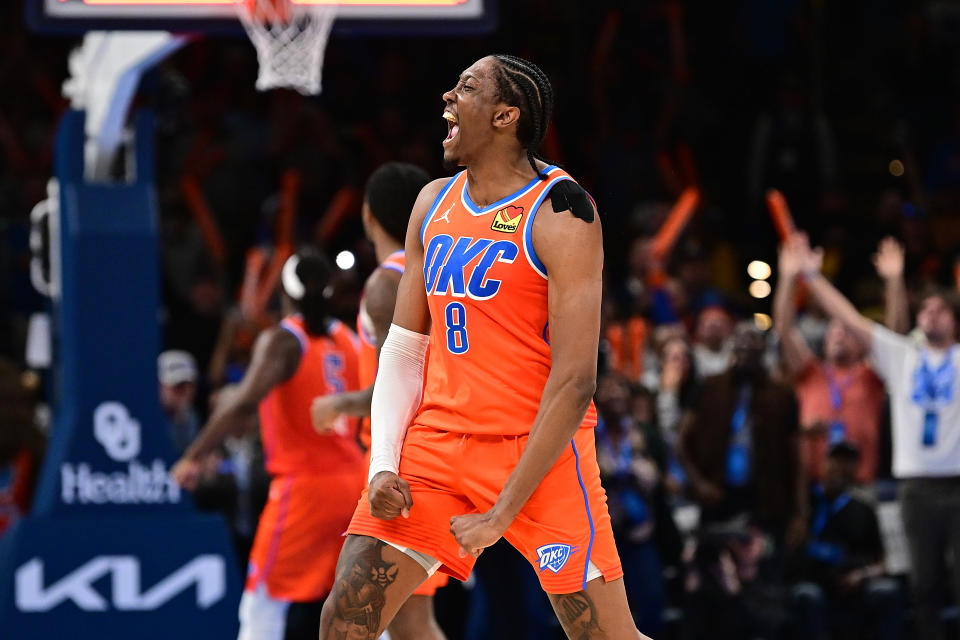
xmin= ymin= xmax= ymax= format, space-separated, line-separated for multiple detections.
xmin=443 ymin=111 xmax=459 ymax=145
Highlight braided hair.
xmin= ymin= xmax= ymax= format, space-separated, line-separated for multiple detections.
xmin=285 ymin=250 xmax=334 ymax=337
xmin=492 ymin=54 xmax=554 ymax=181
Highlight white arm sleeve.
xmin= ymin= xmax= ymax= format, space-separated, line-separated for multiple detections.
xmin=368 ymin=323 xmax=430 ymax=483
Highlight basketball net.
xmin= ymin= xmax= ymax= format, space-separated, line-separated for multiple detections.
xmin=236 ymin=0 xmax=337 ymax=96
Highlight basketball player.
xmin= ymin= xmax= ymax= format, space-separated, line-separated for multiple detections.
xmin=172 ymin=250 xmax=365 ymax=640
xmin=319 ymin=55 xmax=647 ymax=639
xmin=310 ymin=162 xmax=449 ymax=640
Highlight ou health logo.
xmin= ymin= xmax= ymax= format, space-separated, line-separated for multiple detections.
xmin=536 ymin=543 xmax=576 ymax=574
xmin=93 ymin=401 xmax=140 ymax=462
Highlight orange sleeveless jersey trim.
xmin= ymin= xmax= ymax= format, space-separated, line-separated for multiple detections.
xmin=357 ymin=251 xmax=406 ymax=449
xmin=358 ymin=250 xmax=406 ymax=358
xmin=415 ymin=167 xmax=597 ymax=436
xmin=250 ymin=315 xmax=366 ymax=601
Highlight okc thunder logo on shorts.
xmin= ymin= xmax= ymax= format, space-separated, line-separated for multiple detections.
xmin=536 ymin=543 xmax=576 ymax=574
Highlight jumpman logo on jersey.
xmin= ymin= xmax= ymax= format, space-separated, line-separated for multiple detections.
xmin=435 ymin=204 xmax=454 ymax=224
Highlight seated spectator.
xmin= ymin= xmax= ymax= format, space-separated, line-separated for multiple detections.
xmin=775 ymin=240 xmax=889 ymax=485
xmin=683 ymin=525 xmax=778 ymax=640
xmin=679 ymin=324 xmax=804 ymax=540
xmin=787 ymin=442 xmax=904 ymax=640
xmin=158 ymin=350 xmax=200 ymax=456
xmin=693 ymin=305 xmax=734 ymax=379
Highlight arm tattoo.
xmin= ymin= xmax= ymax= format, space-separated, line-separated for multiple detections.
xmin=325 ymin=538 xmax=399 ymax=640
xmin=551 ymin=591 xmax=602 ymax=640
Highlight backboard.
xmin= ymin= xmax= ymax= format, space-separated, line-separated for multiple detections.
xmin=26 ymin=0 xmax=497 ymax=35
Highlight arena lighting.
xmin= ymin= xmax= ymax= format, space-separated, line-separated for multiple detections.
xmin=889 ymin=159 xmax=905 ymax=177
xmin=747 ymin=260 xmax=772 ymax=280
xmin=749 ymin=280 xmax=771 ymax=299
xmin=79 ymin=0 xmax=463 ymax=7
xmin=79 ymin=1 xmax=467 ymax=5
xmin=37 ymin=0 xmax=491 ymax=25
xmin=753 ymin=313 xmax=773 ymax=331
xmin=335 ymin=250 xmax=355 ymax=270
xmin=296 ymin=0 xmax=465 ymax=4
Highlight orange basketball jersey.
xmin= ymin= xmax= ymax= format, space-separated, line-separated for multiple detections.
xmin=357 ymin=250 xmax=406 ymax=449
xmin=259 ymin=315 xmax=364 ymax=475
xmin=416 ymin=166 xmax=597 ymax=436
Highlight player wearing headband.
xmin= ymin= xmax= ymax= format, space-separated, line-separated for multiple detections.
xmin=320 ymin=55 xmax=647 ymax=640
xmin=172 ymin=250 xmax=364 ymax=640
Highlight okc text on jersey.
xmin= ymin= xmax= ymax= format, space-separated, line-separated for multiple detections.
xmin=423 ymin=234 xmax=519 ymax=300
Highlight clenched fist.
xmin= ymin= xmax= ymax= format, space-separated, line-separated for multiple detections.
xmin=368 ymin=471 xmax=414 ymax=520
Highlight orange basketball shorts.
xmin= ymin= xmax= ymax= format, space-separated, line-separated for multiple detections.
xmin=362 ymin=447 xmax=451 ymax=597
xmin=347 ymin=424 xmax=623 ymax=594
xmin=247 ymin=469 xmax=365 ymax=602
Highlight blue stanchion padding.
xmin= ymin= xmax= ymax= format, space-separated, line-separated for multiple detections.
xmin=32 ymin=109 xmax=185 ymax=517
xmin=0 ymin=109 xmax=242 ymax=638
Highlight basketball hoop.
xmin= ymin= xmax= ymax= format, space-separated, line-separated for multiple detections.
xmin=236 ymin=0 xmax=337 ymax=96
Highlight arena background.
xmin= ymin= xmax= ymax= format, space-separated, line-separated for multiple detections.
xmin=2 ymin=1 xmax=960 ymax=638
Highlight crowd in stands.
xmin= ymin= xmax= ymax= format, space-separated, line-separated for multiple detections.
xmin=6 ymin=1 xmax=960 ymax=639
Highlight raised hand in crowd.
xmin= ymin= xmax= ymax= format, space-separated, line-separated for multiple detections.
xmin=872 ymin=237 xmax=910 ymax=334
xmin=774 ymin=233 xmax=822 ymax=375
xmin=778 ymin=232 xmax=813 ymax=281
xmin=873 ymin=236 xmax=905 ymax=281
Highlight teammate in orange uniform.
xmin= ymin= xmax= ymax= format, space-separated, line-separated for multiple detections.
xmin=310 ymin=162 xmax=449 ymax=640
xmin=319 ymin=55 xmax=648 ymax=640
xmin=172 ymin=250 xmax=365 ymax=640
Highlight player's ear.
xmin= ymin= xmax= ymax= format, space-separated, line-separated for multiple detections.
xmin=492 ymin=105 xmax=520 ymax=130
